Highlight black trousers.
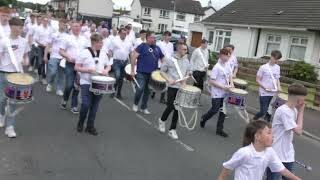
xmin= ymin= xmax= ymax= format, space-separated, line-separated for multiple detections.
xmin=37 ymin=46 xmax=46 ymax=79
xmin=160 ymin=87 xmax=179 ymax=130
xmin=201 ymin=98 xmax=225 ymax=131
xmin=193 ymin=70 xmax=206 ymax=91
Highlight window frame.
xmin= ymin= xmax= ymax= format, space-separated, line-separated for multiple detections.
xmin=213 ymin=29 xmax=232 ymax=52
xmin=159 ymin=9 xmax=169 ymax=19
xmin=143 ymin=7 xmax=151 ymax=16
xmin=265 ymin=34 xmax=281 ymax=55
xmin=176 ymin=12 xmax=186 ymax=21
xmin=288 ymin=36 xmax=308 ymax=60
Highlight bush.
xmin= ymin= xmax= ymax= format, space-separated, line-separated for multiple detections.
xmin=209 ymin=51 xmax=218 ymax=65
xmin=289 ymin=61 xmax=317 ymax=83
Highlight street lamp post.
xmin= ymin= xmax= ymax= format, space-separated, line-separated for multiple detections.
xmin=171 ymin=0 xmax=176 ymax=31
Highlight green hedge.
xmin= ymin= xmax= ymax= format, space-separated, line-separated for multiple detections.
xmin=289 ymin=61 xmax=318 ymax=83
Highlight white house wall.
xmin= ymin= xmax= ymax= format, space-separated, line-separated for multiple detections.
xmin=78 ymin=0 xmax=113 ymax=18
xmin=229 ymin=27 xmax=257 ymax=57
xmin=130 ymin=0 xmax=142 ymax=20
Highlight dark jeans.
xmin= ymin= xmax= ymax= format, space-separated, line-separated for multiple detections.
xmin=266 ymin=162 xmax=294 ymax=180
xmin=78 ymin=85 xmax=102 ymax=128
xmin=161 ymin=87 xmax=179 ymax=130
xmin=202 ymin=98 xmax=225 ymax=131
xmin=134 ymin=72 xmax=151 ymax=110
xmin=253 ymin=96 xmax=273 ymax=121
xmin=37 ymin=46 xmax=46 ymax=79
xmin=29 ymin=44 xmax=39 ymax=69
xmin=63 ymin=62 xmax=79 ymax=108
xmin=112 ymin=59 xmax=127 ymax=96
xmin=193 ymin=70 xmax=206 ymax=91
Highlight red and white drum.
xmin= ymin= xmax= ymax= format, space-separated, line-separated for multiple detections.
xmin=5 ymin=73 xmax=34 ymax=104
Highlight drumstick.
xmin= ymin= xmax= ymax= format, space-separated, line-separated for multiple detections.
xmin=133 ymin=77 xmax=141 ymax=88
xmin=190 ymin=75 xmax=198 ymax=84
xmin=175 ymin=76 xmax=189 ymax=83
xmin=295 ymin=161 xmax=312 ymax=172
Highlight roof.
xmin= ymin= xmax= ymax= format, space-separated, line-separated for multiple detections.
xmin=202 ymin=6 xmax=216 ymax=12
xmin=203 ymin=0 xmax=320 ymax=30
xmin=139 ymin=0 xmax=204 ymax=15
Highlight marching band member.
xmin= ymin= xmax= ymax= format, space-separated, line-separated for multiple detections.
xmin=0 ymin=17 xmax=30 ymax=138
xmin=0 ymin=6 xmax=11 ymax=37
xmin=266 ymin=83 xmax=307 ymax=180
xmin=190 ymin=39 xmax=209 ymax=91
xmin=134 ymin=30 xmax=147 ymax=49
xmin=218 ymin=120 xmax=301 ymax=180
xmin=27 ymin=14 xmax=41 ymax=73
xmin=59 ymin=20 xmax=87 ymax=114
xmin=84 ymin=23 xmax=96 ymax=47
xmin=110 ymin=28 xmax=132 ymax=99
xmin=130 ymin=31 xmax=165 ymax=114
xmin=158 ymin=43 xmax=191 ymax=139
xmin=75 ymin=33 xmax=112 ymax=136
xmin=225 ymin=44 xmax=238 ymax=78
xmin=200 ymin=48 xmax=233 ymax=138
xmin=253 ymin=50 xmax=282 ymax=122
xmin=44 ymin=18 xmax=67 ymax=96
xmin=154 ymin=31 xmax=174 ymax=104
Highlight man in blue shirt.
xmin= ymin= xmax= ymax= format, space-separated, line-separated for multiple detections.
xmin=130 ymin=31 xmax=165 ymax=114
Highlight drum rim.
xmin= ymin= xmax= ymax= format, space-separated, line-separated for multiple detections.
xmin=229 ymin=88 xmax=248 ymax=95
xmin=6 ymin=73 xmax=35 ymax=85
xmin=151 ymin=71 xmax=166 ymax=83
xmin=233 ymin=78 xmax=248 ymax=85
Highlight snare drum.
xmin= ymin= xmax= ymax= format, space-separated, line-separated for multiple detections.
xmin=90 ymin=76 xmax=116 ymax=94
xmin=124 ymin=64 xmax=136 ymax=81
xmin=149 ymin=70 xmax=167 ymax=92
xmin=175 ymin=85 xmax=201 ymax=109
xmin=272 ymin=93 xmax=288 ymax=109
xmin=5 ymin=73 xmax=34 ymax=104
xmin=227 ymin=88 xmax=248 ymax=107
xmin=233 ymin=78 xmax=248 ymax=90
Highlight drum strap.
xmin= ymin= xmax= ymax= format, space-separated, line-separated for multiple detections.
xmin=171 ymin=57 xmax=184 ymax=79
xmin=198 ymin=48 xmax=207 ymax=69
xmin=145 ymin=44 xmax=159 ymax=62
xmin=215 ymin=61 xmax=230 ymax=85
xmin=87 ymin=47 xmax=100 ymax=58
xmin=266 ymin=63 xmax=278 ymax=91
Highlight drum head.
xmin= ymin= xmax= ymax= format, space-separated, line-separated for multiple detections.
xmin=125 ymin=64 xmax=136 ymax=75
xmin=233 ymin=78 xmax=248 ymax=85
xmin=151 ymin=70 xmax=166 ymax=82
xmin=181 ymin=85 xmax=201 ymax=93
xmin=7 ymin=73 xmax=34 ymax=85
xmin=207 ymin=70 xmax=212 ymax=76
xmin=278 ymin=93 xmax=288 ymax=101
xmin=91 ymin=76 xmax=115 ymax=82
xmin=229 ymin=88 xmax=248 ymax=95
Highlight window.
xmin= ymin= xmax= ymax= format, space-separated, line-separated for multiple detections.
xmin=265 ymin=35 xmax=281 ymax=55
xmin=143 ymin=8 xmax=151 ymax=16
xmin=194 ymin=15 xmax=201 ymax=22
xmin=143 ymin=24 xmax=151 ymax=30
xmin=289 ymin=37 xmax=308 ymax=60
xmin=176 ymin=12 xmax=186 ymax=21
xmin=159 ymin=10 xmax=169 ymax=19
xmin=214 ymin=30 xmax=231 ymax=52
xmin=158 ymin=24 xmax=168 ymax=33
xmin=208 ymin=31 xmax=214 ymax=44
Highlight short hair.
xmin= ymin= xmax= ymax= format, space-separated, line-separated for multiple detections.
xmin=224 ymin=44 xmax=235 ymax=50
xmin=177 ymin=42 xmax=187 ymax=49
xmin=146 ymin=31 xmax=155 ymax=39
xmin=125 ymin=25 xmax=131 ymax=30
xmin=9 ymin=17 xmax=23 ymax=26
xmin=70 ymin=19 xmax=81 ymax=24
xmin=220 ymin=47 xmax=231 ymax=56
xmin=30 ymin=13 xmax=36 ymax=18
xmin=201 ymin=39 xmax=208 ymax=44
xmin=271 ymin=50 xmax=282 ymax=60
xmin=288 ymin=83 xmax=308 ymax=96
xmin=139 ymin=29 xmax=147 ymax=34
xmin=58 ymin=18 xmax=67 ymax=23
xmin=0 ymin=6 xmax=11 ymax=14
xmin=90 ymin=33 xmax=103 ymax=43
xmin=243 ymin=120 xmax=271 ymax=147
xmin=163 ymin=31 xmax=171 ymax=36
xmin=118 ymin=28 xmax=126 ymax=34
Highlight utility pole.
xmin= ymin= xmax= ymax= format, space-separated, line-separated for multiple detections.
xmin=171 ymin=0 xmax=175 ymax=31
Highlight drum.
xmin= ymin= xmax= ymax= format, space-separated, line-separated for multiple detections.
xmin=227 ymin=88 xmax=248 ymax=107
xmin=175 ymin=85 xmax=201 ymax=109
xmin=90 ymin=76 xmax=116 ymax=94
xmin=233 ymin=78 xmax=248 ymax=90
xmin=5 ymin=73 xmax=34 ymax=104
xmin=124 ymin=64 xmax=136 ymax=81
xmin=272 ymin=93 xmax=288 ymax=109
xmin=149 ymin=70 xmax=167 ymax=92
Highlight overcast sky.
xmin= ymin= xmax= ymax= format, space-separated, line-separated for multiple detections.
xmin=18 ymin=0 xmax=234 ymax=10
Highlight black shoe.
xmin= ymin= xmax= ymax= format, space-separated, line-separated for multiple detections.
xmin=151 ymin=92 xmax=155 ymax=99
xmin=200 ymin=118 xmax=206 ymax=128
xmin=60 ymin=101 xmax=67 ymax=110
xmin=116 ymin=94 xmax=123 ymax=100
xmin=85 ymin=127 xmax=98 ymax=136
xmin=77 ymin=123 xmax=83 ymax=132
xmin=159 ymin=98 xmax=166 ymax=104
xmin=110 ymin=93 xmax=115 ymax=98
xmin=216 ymin=130 xmax=229 ymax=138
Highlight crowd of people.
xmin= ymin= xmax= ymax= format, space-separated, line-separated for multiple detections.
xmin=0 ymin=6 xmax=309 ymax=180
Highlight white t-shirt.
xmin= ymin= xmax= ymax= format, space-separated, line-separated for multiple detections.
xmin=223 ymin=143 xmax=285 ymax=180
xmin=134 ymin=37 xmax=145 ymax=49
xmin=210 ymin=60 xmax=232 ymax=98
xmin=190 ymin=47 xmax=209 ymax=72
xmin=110 ymin=36 xmax=131 ymax=61
xmin=0 ymin=36 xmax=30 ymax=72
xmin=34 ymin=25 xmax=53 ymax=46
xmin=272 ymin=104 xmax=298 ymax=162
xmin=1 ymin=24 xmax=11 ymax=38
xmin=257 ymin=63 xmax=280 ymax=96
xmin=156 ymin=41 xmax=174 ymax=59
xmin=60 ymin=34 xmax=87 ymax=62
xmin=102 ymin=37 xmax=112 ymax=51
xmin=77 ymin=48 xmax=113 ymax=85
xmin=48 ymin=31 xmax=67 ymax=59
xmin=228 ymin=55 xmax=238 ymax=72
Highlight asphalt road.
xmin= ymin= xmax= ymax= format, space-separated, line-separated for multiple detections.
xmin=0 ymin=81 xmax=319 ymax=180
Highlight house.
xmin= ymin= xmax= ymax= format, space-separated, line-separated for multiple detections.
xmin=49 ymin=0 xmax=113 ymax=22
xmin=130 ymin=0 xmax=212 ymax=35
xmin=188 ymin=0 xmax=320 ymax=69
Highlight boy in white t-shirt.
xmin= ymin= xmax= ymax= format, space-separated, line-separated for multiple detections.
xmin=75 ymin=33 xmax=112 ymax=136
xmin=0 ymin=17 xmax=30 ymax=138
xmin=218 ymin=120 xmax=301 ymax=180
xmin=253 ymin=50 xmax=282 ymax=122
xmin=266 ymin=83 xmax=307 ymax=180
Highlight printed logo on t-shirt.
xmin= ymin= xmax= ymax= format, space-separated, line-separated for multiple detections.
xmin=11 ymin=45 xmax=18 ymax=51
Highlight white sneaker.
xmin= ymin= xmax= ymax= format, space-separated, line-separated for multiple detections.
xmin=141 ymin=109 xmax=151 ymax=115
xmin=0 ymin=115 xmax=4 ymax=128
xmin=46 ymin=84 xmax=52 ymax=92
xmin=158 ymin=118 xmax=166 ymax=133
xmin=5 ymin=126 xmax=16 ymax=138
xmin=28 ymin=66 xmax=33 ymax=72
xmin=132 ymin=104 xmax=138 ymax=112
xmin=34 ymin=69 xmax=38 ymax=73
xmin=168 ymin=129 xmax=178 ymax=140
xmin=42 ymin=79 xmax=48 ymax=85
xmin=56 ymin=90 xmax=64 ymax=96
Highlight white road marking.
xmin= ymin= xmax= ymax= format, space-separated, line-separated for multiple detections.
xmin=114 ymin=98 xmax=196 ymax=152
